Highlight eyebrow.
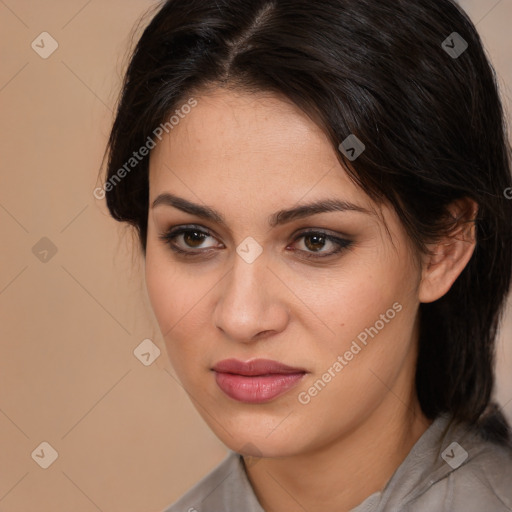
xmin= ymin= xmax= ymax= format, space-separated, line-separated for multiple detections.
xmin=151 ymin=193 xmax=373 ymax=228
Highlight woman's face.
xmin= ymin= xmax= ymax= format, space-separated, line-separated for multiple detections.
xmin=145 ymin=88 xmax=424 ymax=457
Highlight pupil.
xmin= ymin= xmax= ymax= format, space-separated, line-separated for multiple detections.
xmin=185 ymin=231 xmax=205 ymax=248
xmin=305 ymin=234 xmax=325 ymax=252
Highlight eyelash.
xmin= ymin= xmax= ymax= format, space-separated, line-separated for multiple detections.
xmin=158 ymin=225 xmax=353 ymax=260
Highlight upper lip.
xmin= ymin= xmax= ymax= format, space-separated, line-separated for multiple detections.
xmin=212 ymin=358 xmax=307 ymax=376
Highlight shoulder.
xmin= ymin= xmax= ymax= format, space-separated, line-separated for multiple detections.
xmin=445 ymin=437 xmax=512 ymax=511
xmin=404 ymin=418 xmax=512 ymax=512
xmin=160 ymin=450 xmax=263 ymax=512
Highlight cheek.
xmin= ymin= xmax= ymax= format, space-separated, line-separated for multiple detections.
xmin=144 ymin=245 xmax=214 ymax=369
xmin=301 ymin=263 xmax=403 ymax=342
xmin=145 ymin=246 xmax=176 ymax=327
xmin=145 ymin=246 xmax=188 ymax=344
xmin=299 ymin=253 xmax=419 ymax=385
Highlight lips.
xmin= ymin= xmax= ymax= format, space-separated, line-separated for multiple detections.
xmin=212 ymin=358 xmax=307 ymax=403
xmin=212 ymin=358 xmax=306 ymax=376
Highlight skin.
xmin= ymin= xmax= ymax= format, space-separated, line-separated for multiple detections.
xmin=145 ymin=87 xmax=477 ymax=512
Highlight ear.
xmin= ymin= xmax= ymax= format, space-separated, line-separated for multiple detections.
xmin=418 ymin=198 xmax=478 ymax=304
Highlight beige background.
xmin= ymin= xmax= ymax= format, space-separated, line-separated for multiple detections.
xmin=0 ymin=1 xmax=511 ymax=511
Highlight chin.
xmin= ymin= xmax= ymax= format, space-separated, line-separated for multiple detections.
xmin=203 ymin=412 xmax=308 ymax=459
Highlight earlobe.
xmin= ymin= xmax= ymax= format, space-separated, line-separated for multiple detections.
xmin=418 ymin=198 xmax=478 ymax=304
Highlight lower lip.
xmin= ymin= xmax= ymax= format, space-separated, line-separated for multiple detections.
xmin=214 ymin=371 xmax=306 ymax=403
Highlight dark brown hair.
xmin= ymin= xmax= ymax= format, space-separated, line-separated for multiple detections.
xmin=103 ymin=0 xmax=512 ymax=443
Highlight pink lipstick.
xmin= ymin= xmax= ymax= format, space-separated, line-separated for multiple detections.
xmin=212 ymin=358 xmax=307 ymax=404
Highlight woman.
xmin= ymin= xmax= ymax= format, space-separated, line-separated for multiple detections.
xmin=102 ymin=0 xmax=512 ymax=510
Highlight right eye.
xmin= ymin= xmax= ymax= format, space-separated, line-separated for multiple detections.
xmin=158 ymin=225 xmax=223 ymax=257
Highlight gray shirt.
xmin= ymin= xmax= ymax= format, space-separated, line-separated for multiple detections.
xmin=162 ymin=413 xmax=512 ymax=511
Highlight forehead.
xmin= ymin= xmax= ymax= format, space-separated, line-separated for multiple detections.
xmin=148 ymin=88 xmax=370 ymax=208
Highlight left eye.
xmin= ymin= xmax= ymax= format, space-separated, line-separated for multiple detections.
xmin=291 ymin=231 xmax=352 ymax=258
xmin=158 ymin=226 xmax=220 ymax=254
xmin=158 ymin=226 xmax=352 ymax=259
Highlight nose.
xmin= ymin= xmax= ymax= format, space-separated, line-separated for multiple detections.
xmin=213 ymin=252 xmax=289 ymax=343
